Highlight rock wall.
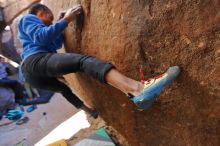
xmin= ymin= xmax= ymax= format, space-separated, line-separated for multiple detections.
xmin=39 ymin=0 xmax=220 ymax=145
xmin=3 ymin=0 xmax=40 ymax=25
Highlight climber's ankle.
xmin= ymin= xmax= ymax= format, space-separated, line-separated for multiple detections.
xmin=80 ymin=105 xmax=98 ymax=119
xmin=127 ymin=82 xmax=144 ymax=96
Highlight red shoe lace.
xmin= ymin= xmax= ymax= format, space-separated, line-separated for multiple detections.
xmin=140 ymin=66 xmax=164 ymax=83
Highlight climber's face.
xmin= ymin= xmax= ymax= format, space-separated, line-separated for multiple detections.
xmin=37 ymin=10 xmax=54 ymax=26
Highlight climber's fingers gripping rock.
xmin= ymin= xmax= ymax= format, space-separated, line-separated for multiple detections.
xmin=57 ymin=11 xmax=66 ymax=20
xmin=64 ymin=5 xmax=82 ymax=23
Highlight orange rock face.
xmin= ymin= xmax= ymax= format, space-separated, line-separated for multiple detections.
xmin=43 ymin=0 xmax=220 ymax=145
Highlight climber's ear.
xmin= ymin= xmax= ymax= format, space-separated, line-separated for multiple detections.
xmin=37 ymin=10 xmax=54 ymax=26
xmin=36 ymin=10 xmax=44 ymax=18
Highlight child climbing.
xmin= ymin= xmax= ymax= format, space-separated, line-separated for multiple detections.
xmin=17 ymin=4 xmax=180 ymax=118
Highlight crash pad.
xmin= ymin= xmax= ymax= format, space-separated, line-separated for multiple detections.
xmin=74 ymin=128 xmax=116 ymax=146
xmin=47 ymin=139 xmax=67 ymax=146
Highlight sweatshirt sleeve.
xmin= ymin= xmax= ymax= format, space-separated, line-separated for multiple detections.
xmin=21 ymin=15 xmax=68 ymax=45
xmin=52 ymin=33 xmax=64 ymax=50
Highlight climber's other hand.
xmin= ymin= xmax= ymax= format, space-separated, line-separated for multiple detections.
xmin=57 ymin=11 xmax=66 ymax=20
xmin=64 ymin=4 xmax=82 ymax=23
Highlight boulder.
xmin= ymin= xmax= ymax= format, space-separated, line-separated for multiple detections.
xmin=15 ymin=0 xmax=220 ymax=145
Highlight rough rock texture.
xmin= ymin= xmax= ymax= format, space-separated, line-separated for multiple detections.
xmin=0 ymin=0 xmax=40 ymax=32
xmin=3 ymin=0 xmax=40 ymax=25
xmin=29 ymin=0 xmax=220 ymax=145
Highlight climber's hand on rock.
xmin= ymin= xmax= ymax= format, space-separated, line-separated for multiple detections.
xmin=64 ymin=4 xmax=82 ymax=23
xmin=57 ymin=11 xmax=66 ymax=20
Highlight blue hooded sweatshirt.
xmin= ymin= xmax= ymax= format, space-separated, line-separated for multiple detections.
xmin=18 ymin=14 xmax=68 ymax=62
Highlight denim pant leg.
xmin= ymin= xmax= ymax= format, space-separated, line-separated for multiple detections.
xmin=22 ymin=52 xmax=114 ymax=108
xmin=23 ymin=74 xmax=84 ymax=108
xmin=22 ymin=53 xmax=84 ymax=108
xmin=45 ymin=53 xmax=115 ymax=83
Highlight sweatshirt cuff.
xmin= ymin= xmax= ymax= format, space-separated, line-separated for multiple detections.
xmin=59 ymin=19 xmax=68 ymax=28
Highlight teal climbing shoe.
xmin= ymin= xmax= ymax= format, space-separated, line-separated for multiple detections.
xmin=131 ymin=66 xmax=180 ymax=110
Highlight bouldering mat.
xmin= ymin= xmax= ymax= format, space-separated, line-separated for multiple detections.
xmin=74 ymin=128 xmax=116 ymax=146
xmin=47 ymin=139 xmax=67 ymax=146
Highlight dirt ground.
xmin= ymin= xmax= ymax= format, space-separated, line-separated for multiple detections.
xmin=0 ymin=93 xmax=78 ymax=146
xmin=0 ymin=92 xmax=129 ymax=146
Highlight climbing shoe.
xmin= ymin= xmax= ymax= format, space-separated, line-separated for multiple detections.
xmin=6 ymin=109 xmax=24 ymax=120
xmin=130 ymin=66 xmax=180 ymax=110
xmin=91 ymin=111 xmax=98 ymax=119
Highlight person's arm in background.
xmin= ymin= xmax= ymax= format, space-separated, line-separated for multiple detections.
xmin=53 ymin=33 xmax=65 ymax=50
xmin=53 ymin=11 xmax=67 ymax=50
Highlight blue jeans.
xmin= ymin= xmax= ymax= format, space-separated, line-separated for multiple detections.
xmin=21 ymin=53 xmax=114 ymax=108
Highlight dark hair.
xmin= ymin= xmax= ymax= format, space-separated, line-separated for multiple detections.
xmin=29 ymin=3 xmax=50 ymax=15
